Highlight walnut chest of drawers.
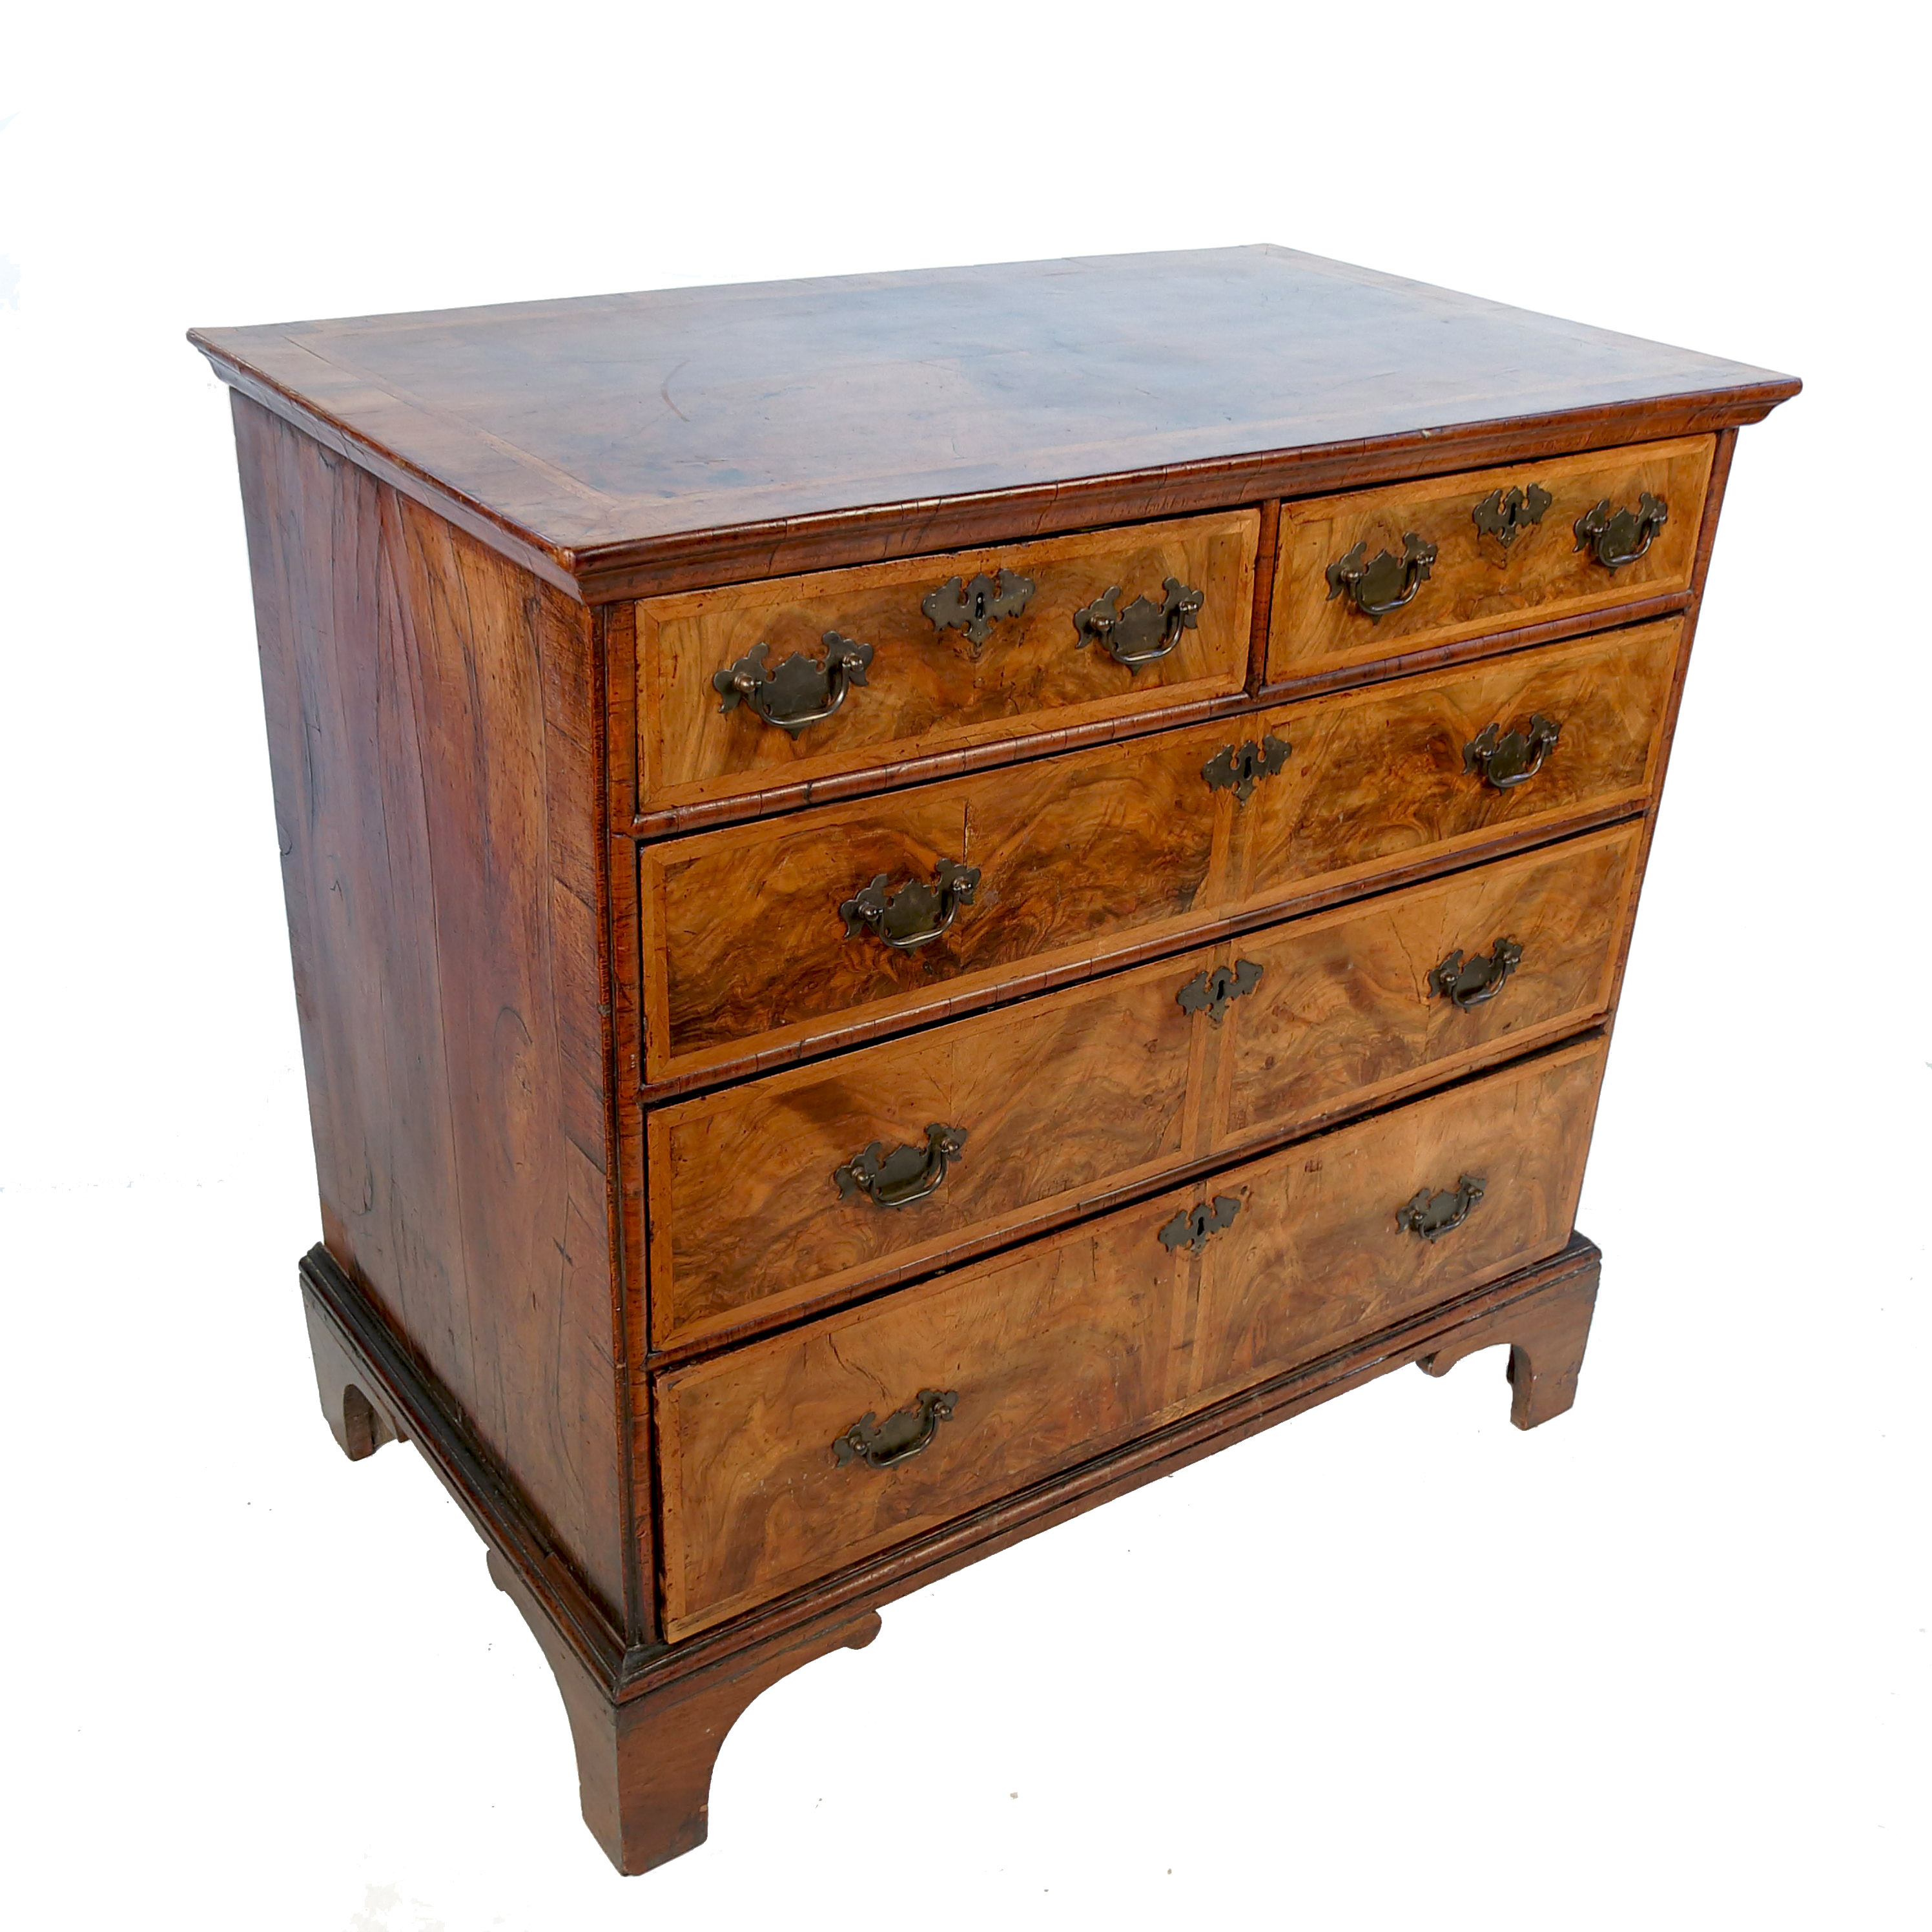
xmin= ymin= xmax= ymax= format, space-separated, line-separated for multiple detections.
xmin=192 ymin=247 xmax=1796 ymax=1873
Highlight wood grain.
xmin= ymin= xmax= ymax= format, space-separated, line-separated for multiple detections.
xmin=641 ymin=621 xmax=1681 ymax=1085
xmin=190 ymin=247 xmax=1796 ymax=600
xmin=648 ymin=943 xmax=1213 ymax=1350
xmin=1215 ymin=821 xmax=1638 ymax=1142
xmin=1599 ymin=426 xmax=1738 ymax=1018
xmin=310 ymin=1198 xmax=1604 ymax=1880
xmin=1417 ymin=1265 xmax=1599 ymax=1430
xmin=656 ymin=1205 xmax=1193 ymax=1640
xmin=302 ymin=1280 xmax=406 ymax=1461
xmin=1234 ymin=617 xmax=1681 ymax=909
xmin=1268 ymin=437 xmax=1714 ymax=678
xmin=300 ymin=1245 xmax=630 ymax=1685
xmin=637 ymin=511 xmax=1255 ymax=812
xmin=572 ymin=393 xmax=1788 ymax=605
xmin=302 ymin=1198 xmax=1603 ymax=1700
xmin=644 ymin=824 xmax=1638 ymax=1350
xmin=233 ymin=395 xmax=628 ymax=1621
xmin=488 ymin=1547 xmax=880 ymax=1875
xmin=601 ymin=601 xmax=657 ymax=1630
xmin=199 ymin=245 xmax=1801 ymax=1880
xmin=647 ymin=715 xmax=1234 ymax=1079
xmin=655 ymin=1036 xmax=1607 ymax=1638
xmin=624 ymin=595 xmax=1680 ymax=845
xmin=1192 ymin=1035 xmax=1607 ymax=1401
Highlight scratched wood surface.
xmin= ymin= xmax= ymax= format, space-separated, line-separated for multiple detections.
xmin=641 ymin=619 xmax=1682 ymax=1085
xmin=190 ymin=247 xmax=1795 ymax=602
xmin=645 ymin=823 xmax=1638 ymax=1350
xmin=654 ymin=1036 xmax=1608 ymax=1638
xmin=637 ymin=510 xmax=1255 ymax=812
xmin=1269 ymin=436 xmax=1714 ymax=679
xmin=232 ymin=396 xmax=628 ymax=1621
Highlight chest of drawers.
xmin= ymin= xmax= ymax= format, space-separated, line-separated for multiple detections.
xmin=192 ymin=247 xmax=1796 ymax=1873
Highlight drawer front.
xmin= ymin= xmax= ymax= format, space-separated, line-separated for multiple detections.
xmin=641 ymin=618 xmax=1681 ymax=1082
xmin=655 ymin=1036 xmax=1608 ymax=1638
xmin=1184 ymin=1033 xmax=1607 ymax=1403
xmin=646 ymin=824 xmax=1638 ymax=1350
xmin=1268 ymin=437 xmax=1714 ymax=681
xmin=648 ymin=939 xmax=1214 ymax=1351
xmin=635 ymin=511 xmax=1258 ymax=811
xmin=1215 ymin=821 xmax=1634 ymax=1141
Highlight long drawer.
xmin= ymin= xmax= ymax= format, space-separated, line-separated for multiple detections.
xmin=1268 ymin=436 xmax=1713 ymax=681
xmin=639 ymin=618 xmax=1681 ymax=1084
xmin=647 ymin=823 xmax=1639 ymax=1350
xmin=632 ymin=510 xmax=1258 ymax=812
xmin=654 ymin=1034 xmax=1609 ymax=1638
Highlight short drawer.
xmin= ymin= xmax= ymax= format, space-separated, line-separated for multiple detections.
xmin=640 ymin=617 xmax=1681 ymax=1084
xmin=654 ymin=1034 xmax=1608 ymax=1638
xmin=632 ymin=510 xmax=1258 ymax=812
xmin=646 ymin=823 xmax=1639 ymax=1350
xmin=1268 ymin=436 xmax=1714 ymax=681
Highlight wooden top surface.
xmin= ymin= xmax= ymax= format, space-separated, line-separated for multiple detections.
xmin=192 ymin=246 xmax=1796 ymax=589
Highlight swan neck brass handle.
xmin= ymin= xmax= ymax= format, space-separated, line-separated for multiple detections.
xmin=922 ymin=568 xmax=1036 ymax=654
xmin=1574 ymin=492 xmax=1668 ymax=571
xmin=1073 ymin=577 xmax=1204 ymax=667
xmin=834 ymin=1124 xmax=968 ymax=1209
xmin=1464 ymin=714 xmax=1561 ymax=790
xmin=1325 ymin=532 xmax=1439 ymax=619
xmin=1428 ymin=938 xmax=1523 ymax=1011
xmin=1397 ymin=1174 xmax=1486 ymax=1242
xmin=712 ymin=632 xmax=874 ymax=736
xmin=833 ymin=1388 xmax=958 ymax=1470
xmin=839 ymin=859 xmax=981 ymax=951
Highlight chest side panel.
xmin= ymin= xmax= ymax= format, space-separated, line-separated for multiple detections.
xmin=232 ymin=395 xmax=629 ymax=1623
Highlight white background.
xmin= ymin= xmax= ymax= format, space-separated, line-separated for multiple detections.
xmin=3 ymin=4 xmax=1926 ymax=1927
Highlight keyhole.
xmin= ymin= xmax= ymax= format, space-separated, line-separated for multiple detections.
xmin=972 ymin=588 xmax=987 ymax=622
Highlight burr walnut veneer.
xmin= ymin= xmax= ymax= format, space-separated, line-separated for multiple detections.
xmin=193 ymin=247 xmax=1795 ymax=1874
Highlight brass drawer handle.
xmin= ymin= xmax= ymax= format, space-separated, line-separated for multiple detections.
xmin=1397 ymin=1174 xmax=1486 ymax=1241
xmin=1464 ymin=713 xmax=1561 ymax=790
xmin=834 ymin=1124 xmax=968 ymax=1209
xmin=1325 ymin=532 xmax=1438 ymax=619
xmin=1575 ymin=491 xmax=1668 ymax=571
xmin=840 ymin=858 xmax=981 ymax=951
xmin=1177 ymin=958 xmax=1263 ymax=1025
xmin=1158 ymin=1193 xmax=1241 ymax=1255
xmin=833 ymin=1388 xmax=958 ymax=1470
xmin=1428 ymin=938 xmax=1523 ymax=1011
xmin=1073 ymin=576 xmax=1204 ymax=667
xmin=922 ymin=568 xmax=1036 ymax=654
xmin=713 ymin=632 xmax=873 ymax=737
xmin=1472 ymin=483 xmax=1554 ymax=549
xmin=1202 ymin=733 xmax=1291 ymax=805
